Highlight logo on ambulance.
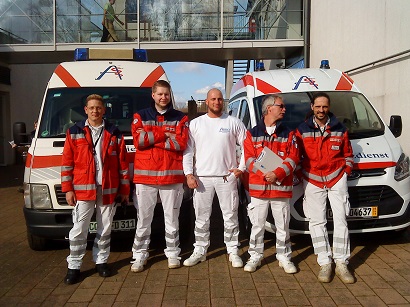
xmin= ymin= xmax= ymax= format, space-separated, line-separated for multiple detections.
xmin=95 ymin=65 xmax=124 ymax=80
xmin=292 ymin=76 xmax=318 ymax=90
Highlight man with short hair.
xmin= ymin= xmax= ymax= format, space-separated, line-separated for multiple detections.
xmin=130 ymin=80 xmax=189 ymax=272
xmin=295 ymin=92 xmax=355 ymax=283
xmin=183 ymin=88 xmax=246 ymax=268
xmin=61 ymin=94 xmax=130 ymax=285
xmin=243 ymin=95 xmax=299 ymax=273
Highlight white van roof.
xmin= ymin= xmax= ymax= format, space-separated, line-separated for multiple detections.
xmin=49 ymin=61 xmax=167 ymax=88
xmin=231 ymin=68 xmax=361 ymax=98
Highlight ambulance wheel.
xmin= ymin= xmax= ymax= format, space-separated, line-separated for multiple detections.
xmin=27 ymin=229 xmax=48 ymax=251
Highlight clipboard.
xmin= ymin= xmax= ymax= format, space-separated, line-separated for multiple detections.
xmin=253 ymin=147 xmax=283 ymax=173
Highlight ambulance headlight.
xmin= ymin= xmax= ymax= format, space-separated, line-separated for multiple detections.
xmin=394 ymin=153 xmax=410 ymax=181
xmin=24 ymin=184 xmax=52 ymax=209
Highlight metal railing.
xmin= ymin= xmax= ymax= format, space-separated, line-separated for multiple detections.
xmin=0 ymin=0 xmax=303 ymax=45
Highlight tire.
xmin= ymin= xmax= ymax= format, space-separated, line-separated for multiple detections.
xmin=27 ymin=229 xmax=48 ymax=251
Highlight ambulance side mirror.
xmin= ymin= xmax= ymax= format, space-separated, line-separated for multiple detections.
xmin=13 ymin=122 xmax=29 ymax=145
xmin=389 ymin=115 xmax=402 ymax=138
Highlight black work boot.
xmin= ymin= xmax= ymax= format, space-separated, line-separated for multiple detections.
xmin=64 ymin=269 xmax=80 ymax=285
xmin=95 ymin=263 xmax=111 ymax=277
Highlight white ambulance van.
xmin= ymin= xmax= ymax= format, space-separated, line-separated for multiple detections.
xmin=229 ymin=63 xmax=410 ymax=234
xmin=16 ymin=48 xmax=180 ymax=250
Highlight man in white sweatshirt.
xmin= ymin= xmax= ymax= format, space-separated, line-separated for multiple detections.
xmin=183 ymin=88 xmax=247 ymax=268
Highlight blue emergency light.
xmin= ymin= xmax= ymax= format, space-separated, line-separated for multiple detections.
xmin=320 ymin=59 xmax=330 ymax=69
xmin=74 ymin=48 xmax=148 ymax=62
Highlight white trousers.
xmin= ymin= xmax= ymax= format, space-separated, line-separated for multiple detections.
xmin=132 ymin=183 xmax=183 ymax=260
xmin=247 ymin=197 xmax=292 ymax=262
xmin=303 ymin=174 xmax=351 ymax=266
xmin=67 ymin=187 xmax=117 ymax=269
xmin=192 ymin=174 xmax=240 ymax=255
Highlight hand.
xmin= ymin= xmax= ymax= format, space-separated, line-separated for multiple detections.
xmin=229 ymin=168 xmax=243 ymax=178
xmin=186 ymin=174 xmax=198 ymax=189
xmin=66 ymin=191 xmax=76 ymax=206
xmin=264 ymin=171 xmax=278 ymax=184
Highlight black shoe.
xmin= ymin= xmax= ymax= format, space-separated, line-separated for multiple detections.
xmin=95 ymin=263 xmax=111 ymax=277
xmin=64 ymin=269 xmax=80 ymax=285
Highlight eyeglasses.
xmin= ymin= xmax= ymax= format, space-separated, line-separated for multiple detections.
xmin=271 ymin=103 xmax=286 ymax=109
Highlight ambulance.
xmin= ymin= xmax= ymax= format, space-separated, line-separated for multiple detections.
xmin=16 ymin=48 xmax=186 ymax=250
xmin=228 ymin=62 xmax=410 ymax=234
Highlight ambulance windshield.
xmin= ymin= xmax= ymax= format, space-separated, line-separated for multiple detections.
xmin=254 ymin=91 xmax=385 ymax=140
xmin=38 ymin=87 xmax=155 ymax=137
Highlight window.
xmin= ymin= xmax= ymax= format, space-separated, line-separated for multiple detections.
xmin=39 ymin=87 xmax=153 ymax=138
xmin=238 ymin=99 xmax=251 ymax=129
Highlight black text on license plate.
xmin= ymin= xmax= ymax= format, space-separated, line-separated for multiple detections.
xmin=328 ymin=206 xmax=378 ymax=219
xmin=89 ymin=219 xmax=136 ymax=233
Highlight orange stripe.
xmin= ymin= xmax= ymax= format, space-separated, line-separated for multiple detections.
xmin=31 ymin=155 xmax=62 ymax=168
xmin=255 ymin=78 xmax=281 ymax=94
xmin=353 ymin=161 xmax=396 ymax=170
xmin=25 ymin=153 xmax=32 ymax=167
xmin=335 ymin=73 xmax=353 ymax=90
xmin=54 ymin=65 xmax=81 ymax=87
xmin=141 ymin=66 xmax=165 ymax=87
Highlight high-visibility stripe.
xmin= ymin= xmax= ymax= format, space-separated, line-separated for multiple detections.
xmin=74 ymin=184 xmax=97 ymax=190
xmin=248 ymin=183 xmax=292 ymax=192
xmin=140 ymin=65 xmax=165 ymax=87
xmin=55 ymin=65 xmax=81 ymax=87
xmin=134 ymin=169 xmax=184 ymax=177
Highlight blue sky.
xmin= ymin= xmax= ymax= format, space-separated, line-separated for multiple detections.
xmin=160 ymin=62 xmax=225 ymax=107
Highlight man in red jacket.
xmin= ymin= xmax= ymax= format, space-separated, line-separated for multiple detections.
xmin=295 ymin=92 xmax=354 ymax=284
xmin=130 ymin=80 xmax=189 ymax=272
xmin=243 ymin=95 xmax=299 ymax=273
xmin=61 ymin=94 xmax=130 ymax=284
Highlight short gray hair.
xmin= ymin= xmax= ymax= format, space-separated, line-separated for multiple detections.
xmin=261 ymin=95 xmax=283 ymax=115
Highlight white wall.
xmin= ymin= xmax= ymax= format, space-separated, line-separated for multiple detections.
xmin=310 ymin=0 xmax=410 ymax=154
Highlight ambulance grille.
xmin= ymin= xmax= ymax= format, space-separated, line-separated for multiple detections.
xmin=54 ymin=185 xmax=69 ymax=206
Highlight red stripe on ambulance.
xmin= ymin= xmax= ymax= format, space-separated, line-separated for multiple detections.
xmin=141 ymin=66 xmax=166 ymax=87
xmin=353 ymin=161 xmax=396 ymax=170
xmin=31 ymin=155 xmax=62 ymax=168
xmin=54 ymin=65 xmax=81 ymax=87
xmin=335 ymin=72 xmax=353 ymax=90
xmin=255 ymin=78 xmax=281 ymax=94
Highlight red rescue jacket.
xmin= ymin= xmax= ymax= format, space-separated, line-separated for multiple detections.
xmin=295 ymin=113 xmax=353 ymax=188
xmin=61 ymin=120 xmax=130 ymax=205
xmin=132 ymin=104 xmax=189 ymax=185
xmin=244 ymin=120 xmax=299 ymax=199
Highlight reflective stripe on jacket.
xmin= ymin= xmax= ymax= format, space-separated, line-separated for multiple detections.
xmin=244 ymin=120 xmax=299 ymax=199
xmin=132 ymin=105 xmax=189 ymax=185
xmin=295 ymin=113 xmax=353 ymax=188
xmin=61 ymin=120 xmax=130 ymax=205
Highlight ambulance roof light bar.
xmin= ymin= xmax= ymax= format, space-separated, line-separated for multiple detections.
xmin=74 ymin=48 xmax=148 ymax=62
xmin=320 ymin=59 xmax=330 ymax=69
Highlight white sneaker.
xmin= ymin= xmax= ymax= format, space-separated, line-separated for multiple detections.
xmin=229 ymin=253 xmax=243 ymax=268
xmin=335 ymin=261 xmax=354 ymax=284
xmin=279 ymin=260 xmax=297 ymax=274
xmin=244 ymin=258 xmax=261 ymax=272
xmin=183 ymin=252 xmax=206 ymax=267
xmin=318 ymin=263 xmax=333 ymax=283
xmin=168 ymin=258 xmax=181 ymax=269
xmin=131 ymin=259 xmax=147 ymax=273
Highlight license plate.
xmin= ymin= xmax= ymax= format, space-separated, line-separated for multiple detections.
xmin=328 ymin=206 xmax=378 ymax=219
xmin=89 ymin=219 xmax=136 ymax=233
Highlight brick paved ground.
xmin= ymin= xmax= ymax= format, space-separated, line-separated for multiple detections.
xmin=1 ymin=165 xmax=410 ymax=306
